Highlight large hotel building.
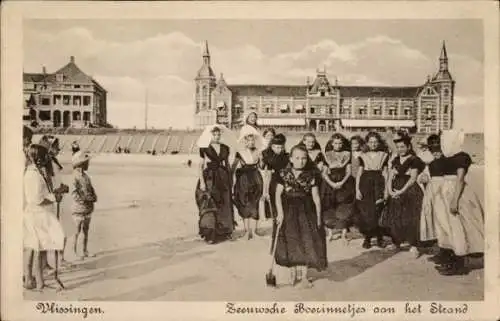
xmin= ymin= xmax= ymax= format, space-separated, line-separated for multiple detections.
xmin=23 ymin=56 xmax=107 ymax=129
xmin=194 ymin=41 xmax=454 ymax=133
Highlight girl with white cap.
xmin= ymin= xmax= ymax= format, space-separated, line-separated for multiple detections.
xmin=195 ymin=124 xmax=238 ymax=244
xmin=421 ymin=130 xmax=484 ymax=276
xmin=70 ymin=151 xmax=97 ymax=259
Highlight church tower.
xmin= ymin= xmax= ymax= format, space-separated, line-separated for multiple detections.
xmin=432 ymin=41 xmax=455 ymax=130
xmin=194 ymin=41 xmax=217 ymax=128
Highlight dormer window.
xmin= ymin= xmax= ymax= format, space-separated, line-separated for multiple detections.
xmin=56 ymin=74 xmax=63 ymax=82
xmin=426 ymin=87 xmax=433 ymax=95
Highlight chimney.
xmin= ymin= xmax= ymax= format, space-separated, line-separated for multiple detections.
xmin=70 ymin=56 xmax=75 ymax=63
xmin=42 ymin=66 xmax=47 ymax=74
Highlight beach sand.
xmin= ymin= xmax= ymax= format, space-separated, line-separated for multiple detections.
xmin=24 ymin=154 xmax=484 ymax=301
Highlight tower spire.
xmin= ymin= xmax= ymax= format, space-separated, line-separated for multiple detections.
xmin=439 ymin=40 xmax=448 ymax=71
xmin=202 ymin=40 xmax=210 ymax=65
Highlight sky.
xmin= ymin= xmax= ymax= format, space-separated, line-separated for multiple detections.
xmin=24 ymin=19 xmax=484 ymax=132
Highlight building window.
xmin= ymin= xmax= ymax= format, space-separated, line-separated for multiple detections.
xmin=444 ymin=88 xmax=449 ymax=97
xmin=310 ymin=107 xmax=315 ymax=114
xmin=74 ymin=85 xmax=81 ymax=89
xmin=404 ymin=109 xmax=411 ymax=116
xmin=63 ymin=95 xmax=71 ymax=105
xmin=56 ymin=74 xmax=63 ymax=82
xmin=444 ymin=104 xmax=449 ymax=113
xmin=41 ymin=98 xmax=50 ymax=106
xmin=73 ymin=111 xmax=81 ymax=121
xmin=83 ymin=111 xmax=91 ymax=122
xmin=202 ymin=102 xmax=207 ymax=109
xmin=426 ymin=88 xmax=432 ymax=95
xmin=196 ymin=86 xmax=199 ymax=94
xmin=320 ymin=91 xmax=325 ymax=97
xmin=373 ymin=108 xmax=380 ymax=116
xmin=39 ymin=111 xmax=51 ymax=121
xmin=83 ymin=96 xmax=91 ymax=106
xmin=202 ymin=85 xmax=208 ymax=97
xmin=73 ymin=96 xmax=82 ymax=106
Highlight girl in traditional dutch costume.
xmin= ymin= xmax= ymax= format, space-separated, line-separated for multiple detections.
xmin=421 ymin=131 xmax=484 ymax=276
xmin=195 ymin=125 xmax=238 ymax=244
xmin=232 ymin=129 xmax=264 ymax=240
xmin=380 ymin=133 xmax=425 ymax=256
xmin=321 ymin=133 xmax=356 ymax=243
xmin=261 ymin=134 xmax=289 ymax=248
xmin=274 ymin=145 xmax=327 ymax=288
xmin=355 ymin=132 xmax=389 ymax=249
xmin=300 ymin=133 xmax=326 ymax=172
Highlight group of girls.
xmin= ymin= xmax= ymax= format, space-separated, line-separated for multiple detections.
xmin=22 ymin=127 xmax=97 ymax=291
xmin=194 ymin=112 xmax=484 ymax=287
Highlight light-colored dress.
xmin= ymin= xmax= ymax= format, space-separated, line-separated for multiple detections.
xmin=23 ymin=164 xmax=65 ymax=251
xmin=420 ymin=152 xmax=484 ymax=255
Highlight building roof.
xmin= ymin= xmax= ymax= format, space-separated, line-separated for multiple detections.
xmin=196 ymin=64 xmax=216 ymax=79
xmin=228 ymin=85 xmax=308 ymax=97
xmin=23 ymin=56 xmax=107 ymax=92
xmin=228 ymin=84 xmax=422 ymax=98
xmin=338 ymin=86 xmax=423 ymax=98
xmin=432 ymin=70 xmax=453 ymax=82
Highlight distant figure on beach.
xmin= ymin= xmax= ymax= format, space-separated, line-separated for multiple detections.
xmin=187 ymin=160 xmax=192 ymax=167
xmin=71 ymin=141 xmax=80 ymax=155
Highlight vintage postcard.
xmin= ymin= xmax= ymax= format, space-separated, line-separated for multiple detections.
xmin=1 ymin=1 xmax=499 ymax=321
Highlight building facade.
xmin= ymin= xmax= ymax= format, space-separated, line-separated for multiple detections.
xmin=23 ymin=56 xmax=107 ymax=129
xmin=194 ymin=41 xmax=455 ymax=133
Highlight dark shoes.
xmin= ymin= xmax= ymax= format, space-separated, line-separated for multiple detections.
xmin=362 ymin=238 xmax=371 ymax=249
xmin=434 ymin=255 xmax=469 ymax=276
xmin=435 ymin=262 xmax=469 ymax=276
xmin=376 ymin=236 xmax=386 ymax=248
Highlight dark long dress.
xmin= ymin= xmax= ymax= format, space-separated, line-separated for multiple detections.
xmin=260 ymin=148 xmax=289 ymax=220
xmin=233 ymin=151 xmax=263 ymax=220
xmin=274 ymin=167 xmax=327 ymax=270
xmin=321 ymin=151 xmax=355 ymax=229
xmin=379 ymin=155 xmax=425 ymax=246
xmin=195 ymin=144 xmax=235 ymax=242
xmin=357 ymin=151 xmax=389 ymax=237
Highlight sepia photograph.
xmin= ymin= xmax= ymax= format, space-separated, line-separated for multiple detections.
xmin=2 ymin=2 xmax=499 ymax=321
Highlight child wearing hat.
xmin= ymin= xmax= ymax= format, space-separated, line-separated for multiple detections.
xmin=70 ymin=151 xmax=97 ymax=259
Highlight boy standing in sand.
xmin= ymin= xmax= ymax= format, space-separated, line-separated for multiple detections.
xmin=71 ymin=151 xmax=97 ymax=259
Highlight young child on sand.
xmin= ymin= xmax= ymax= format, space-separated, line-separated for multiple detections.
xmin=322 ymin=133 xmax=355 ymax=244
xmin=71 ymin=151 xmax=97 ymax=259
xmin=232 ymin=134 xmax=263 ymax=240
xmin=355 ymin=132 xmax=389 ymax=249
xmin=274 ymin=145 xmax=327 ymax=288
xmin=23 ymin=144 xmax=65 ymax=291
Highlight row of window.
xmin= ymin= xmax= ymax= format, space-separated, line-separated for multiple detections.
xmin=36 ymin=110 xmax=91 ymax=122
xmin=37 ymin=95 xmax=92 ymax=106
xmin=26 ymin=83 xmax=93 ymax=91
